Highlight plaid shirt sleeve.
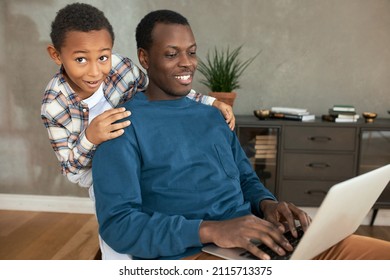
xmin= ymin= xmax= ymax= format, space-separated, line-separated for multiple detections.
xmin=186 ymin=89 xmax=216 ymax=105
xmin=108 ymin=54 xmax=149 ymax=105
xmin=41 ymin=83 xmax=96 ymax=176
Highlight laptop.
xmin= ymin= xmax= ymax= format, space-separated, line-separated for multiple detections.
xmin=202 ymin=164 xmax=390 ymax=260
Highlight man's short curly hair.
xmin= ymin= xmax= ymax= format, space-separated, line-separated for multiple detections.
xmin=135 ymin=10 xmax=189 ymax=51
xmin=50 ymin=2 xmax=115 ymax=51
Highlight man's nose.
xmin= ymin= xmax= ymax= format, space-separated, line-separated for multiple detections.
xmin=178 ymin=53 xmax=193 ymax=67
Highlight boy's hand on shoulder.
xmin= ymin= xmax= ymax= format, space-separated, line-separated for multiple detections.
xmin=86 ymin=107 xmax=131 ymax=145
xmin=212 ymin=100 xmax=236 ymax=131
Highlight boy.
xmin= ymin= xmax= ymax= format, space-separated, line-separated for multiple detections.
xmin=41 ymin=3 xmax=234 ymax=188
xmin=41 ymin=3 xmax=234 ymax=259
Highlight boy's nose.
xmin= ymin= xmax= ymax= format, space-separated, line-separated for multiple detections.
xmin=88 ymin=62 xmax=100 ymax=76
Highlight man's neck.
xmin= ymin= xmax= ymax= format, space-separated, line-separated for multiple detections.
xmin=144 ymin=89 xmax=188 ymax=101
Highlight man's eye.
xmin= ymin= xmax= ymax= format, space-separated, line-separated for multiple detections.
xmin=166 ymin=53 xmax=177 ymax=58
xmin=75 ymin=57 xmax=87 ymax=63
xmin=99 ymin=56 xmax=109 ymax=62
xmin=189 ymin=51 xmax=196 ymax=56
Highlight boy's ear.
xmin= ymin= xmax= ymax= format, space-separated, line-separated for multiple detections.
xmin=137 ymin=48 xmax=149 ymax=70
xmin=47 ymin=45 xmax=62 ymax=66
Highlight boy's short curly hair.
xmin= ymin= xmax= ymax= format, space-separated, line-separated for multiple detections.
xmin=135 ymin=10 xmax=189 ymax=51
xmin=50 ymin=2 xmax=115 ymax=51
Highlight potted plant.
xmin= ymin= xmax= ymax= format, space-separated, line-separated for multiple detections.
xmin=197 ymin=45 xmax=259 ymax=106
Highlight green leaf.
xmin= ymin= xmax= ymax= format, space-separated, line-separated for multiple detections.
xmin=197 ymin=45 xmax=260 ymax=92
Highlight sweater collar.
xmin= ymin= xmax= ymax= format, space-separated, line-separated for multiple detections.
xmin=138 ymin=92 xmax=190 ymax=107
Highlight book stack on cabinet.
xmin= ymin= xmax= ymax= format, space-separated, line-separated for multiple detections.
xmin=323 ymin=105 xmax=360 ymax=123
xmin=254 ymin=135 xmax=277 ymax=159
xmin=269 ymin=107 xmax=315 ymax=121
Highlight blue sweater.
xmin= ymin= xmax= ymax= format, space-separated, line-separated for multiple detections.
xmin=92 ymin=92 xmax=276 ymax=259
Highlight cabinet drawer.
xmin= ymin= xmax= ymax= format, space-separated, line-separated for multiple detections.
xmin=284 ymin=126 xmax=356 ymax=151
xmin=283 ymin=153 xmax=355 ymax=180
xmin=278 ymin=180 xmax=336 ymax=206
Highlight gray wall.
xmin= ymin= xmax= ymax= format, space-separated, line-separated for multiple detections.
xmin=1 ymin=0 xmax=389 ymax=197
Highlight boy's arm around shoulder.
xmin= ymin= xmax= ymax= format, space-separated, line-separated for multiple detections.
xmin=110 ymin=53 xmax=148 ymax=104
xmin=186 ymin=89 xmax=235 ymax=130
xmin=186 ymin=89 xmax=215 ymax=105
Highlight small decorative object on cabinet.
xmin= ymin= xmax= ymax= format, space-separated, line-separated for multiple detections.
xmin=362 ymin=112 xmax=377 ymax=123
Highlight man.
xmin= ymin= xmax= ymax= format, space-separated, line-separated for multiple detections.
xmin=92 ymin=10 xmax=390 ymax=260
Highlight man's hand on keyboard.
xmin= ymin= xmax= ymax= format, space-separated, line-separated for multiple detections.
xmin=199 ymin=215 xmax=295 ymax=260
xmin=260 ymin=200 xmax=312 ymax=238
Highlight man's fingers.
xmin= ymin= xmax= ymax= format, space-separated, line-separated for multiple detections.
xmin=245 ymin=235 xmax=292 ymax=260
xmin=245 ymin=241 xmax=272 ymax=260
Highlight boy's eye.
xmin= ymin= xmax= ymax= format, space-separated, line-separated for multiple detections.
xmin=99 ymin=56 xmax=109 ymax=62
xmin=75 ymin=57 xmax=87 ymax=63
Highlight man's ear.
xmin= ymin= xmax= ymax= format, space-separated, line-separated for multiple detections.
xmin=137 ymin=48 xmax=149 ymax=70
xmin=47 ymin=45 xmax=62 ymax=66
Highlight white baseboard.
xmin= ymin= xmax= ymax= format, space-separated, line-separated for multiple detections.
xmin=0 ymin=194 xmax=94 ymax=214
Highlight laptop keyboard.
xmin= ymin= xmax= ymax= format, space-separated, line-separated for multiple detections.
xmin=239 ymin=226 xmax=304 ymax=260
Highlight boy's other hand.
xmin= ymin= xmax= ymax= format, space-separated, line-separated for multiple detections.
xmin=212 ymin=100 xmax=236 ymax=131
xmin=86 ymin=107 xmax=131 ymax=145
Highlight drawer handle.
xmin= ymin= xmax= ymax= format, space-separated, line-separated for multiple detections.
xmin=305 ymin=190 xmax=328 ymax=196
xmin=307 ymin=162 xmax=330 ymax=168
xmin=308 ymin=136 xmax=332 ymax=142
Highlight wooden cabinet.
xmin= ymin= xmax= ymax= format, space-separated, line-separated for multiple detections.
xmin=280 ymin=125 xmax=358 ymax=206
xmin=236 ymin=116 xmax=390 ymax=208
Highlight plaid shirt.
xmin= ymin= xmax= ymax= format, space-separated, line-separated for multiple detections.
xmin=41 ymin=53 xmax=214 ymax=179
